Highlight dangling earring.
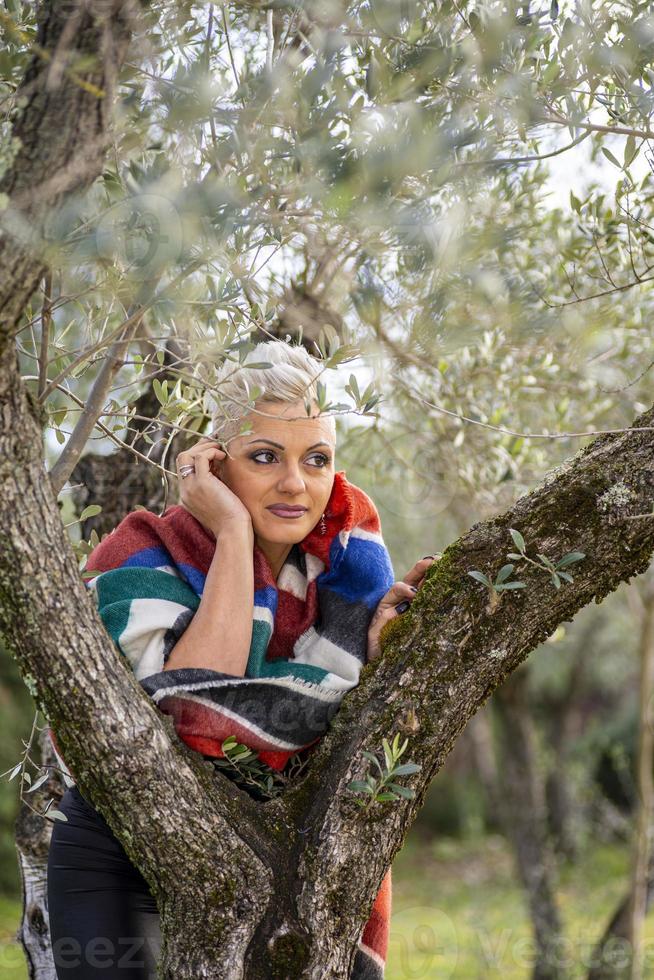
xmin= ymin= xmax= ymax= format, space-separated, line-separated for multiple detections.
xmin=319 ymin=512 xmax=327 ymax=535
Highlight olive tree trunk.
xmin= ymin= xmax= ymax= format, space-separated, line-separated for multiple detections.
xmin=587 ymin=577 xmax=654 ymax=980
xmin=14 ymin=728 xmax=62 ymax=980
xmin=494 ymin=669 xmax=566 ymax=980
xmin=13 ymin=330 xmax=194 ymax=976
xmin=542 ymin=623 xmax=595 ymax=864
xmin=627 ymin=576 xmax=654 ymax=979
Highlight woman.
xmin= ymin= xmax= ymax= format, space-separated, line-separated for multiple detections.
xmin=46 ymin=339 xmax=436 ymax=978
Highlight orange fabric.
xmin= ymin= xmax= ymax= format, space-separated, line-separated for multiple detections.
xmin=361 ymin=868 xmax=392 ymax=961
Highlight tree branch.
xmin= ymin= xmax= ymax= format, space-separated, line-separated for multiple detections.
xmin=0 ymin=0 xmax=137 ymax=346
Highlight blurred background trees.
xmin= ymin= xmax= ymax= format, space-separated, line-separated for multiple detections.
xmin=3 ymin=0 xmax=654 ymax=975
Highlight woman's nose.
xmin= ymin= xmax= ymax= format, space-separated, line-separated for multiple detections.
xmin=276 ymin=464 xmax=306 ymax=493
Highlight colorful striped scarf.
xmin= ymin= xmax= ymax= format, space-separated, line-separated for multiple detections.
xmin=48 ymin=470 xmax=395 ymax=977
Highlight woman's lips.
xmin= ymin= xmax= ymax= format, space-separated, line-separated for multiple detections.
xmin=267 ymin=506 xmax=308 ymax=519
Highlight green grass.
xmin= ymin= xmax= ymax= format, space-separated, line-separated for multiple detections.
xmin=0 ymin=896 xmax=27 ymax=979
xmin=386 ymin=831 xmax=652 ymax=979
xmin=0 ymin=833 xmax=650 ymax=979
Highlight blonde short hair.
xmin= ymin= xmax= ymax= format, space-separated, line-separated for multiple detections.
xmin=204 ymin=339 xmax=335 ymax=447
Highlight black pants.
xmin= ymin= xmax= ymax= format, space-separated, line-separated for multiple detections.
xmin=47 ymin=786 xmax=162 ymax=978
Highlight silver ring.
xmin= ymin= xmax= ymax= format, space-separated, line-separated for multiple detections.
xmin=178 ymin=464 xmax=196 ymax=479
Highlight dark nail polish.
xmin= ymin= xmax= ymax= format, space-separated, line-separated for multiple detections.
xmin=410 ymin=586 xmax=418 ymax=592
xmin=395 ymin=600 xmax=411 ymax=614
xmin=421 ymin=555 xmax=435 ymax=560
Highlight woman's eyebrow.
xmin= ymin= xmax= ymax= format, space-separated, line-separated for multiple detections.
xmin=246 ymin=438 xmax=332 ymax=451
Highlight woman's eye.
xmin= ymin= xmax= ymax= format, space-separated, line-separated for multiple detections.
xmin=251 ymin=450 xmax=276 ymax=464
xmin=250 ymin=451 xmax=331 ymax=468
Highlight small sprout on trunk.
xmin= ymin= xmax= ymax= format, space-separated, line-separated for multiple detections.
xmin=212 ymin=735 xmax=310 ymax=800
xmin=507 ymin=528 xmax=586 ymax=590
xmin=468 ymin=563 xmax=526 ymax=611
xmin=347 ymin=733 xmax=421 ymax=811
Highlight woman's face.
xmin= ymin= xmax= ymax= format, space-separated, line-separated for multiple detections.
xmin=214 ymin=399 xmax=336 ymax=545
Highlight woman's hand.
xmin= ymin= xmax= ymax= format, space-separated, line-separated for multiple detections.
xmin=366 ymin=555 xmax=440 ymax=663
xmin=176 ymin=437 xmax=252 ymax=539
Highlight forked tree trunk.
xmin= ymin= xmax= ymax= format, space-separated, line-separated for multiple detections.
xmin=4 ymin=320 xmax=654 ymax=976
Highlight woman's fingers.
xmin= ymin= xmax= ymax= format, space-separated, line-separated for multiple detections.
xmin=374 ymin=582 xmax=418 ymax=618
xmin=176 ymin=440 xmax=226 ymax=475
xmin=388 ymin=581 xmax=418 ymax=599
xmin=195 ymin=437 xmax=224 ymax=451
xmin=370 ymin=584 xmax=412 ymax=619
xmin=368 ymin=559 xmax=442 ymax=662
xmin=177 ymin=441 xmax=222 ymax=458
xmin=191 ymin=452 xmax=210 ymax=475
xmin=401 ymin=555 xmax=440 ymax=588
xmin=368 ymin=580 xmax=426 ymax=661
